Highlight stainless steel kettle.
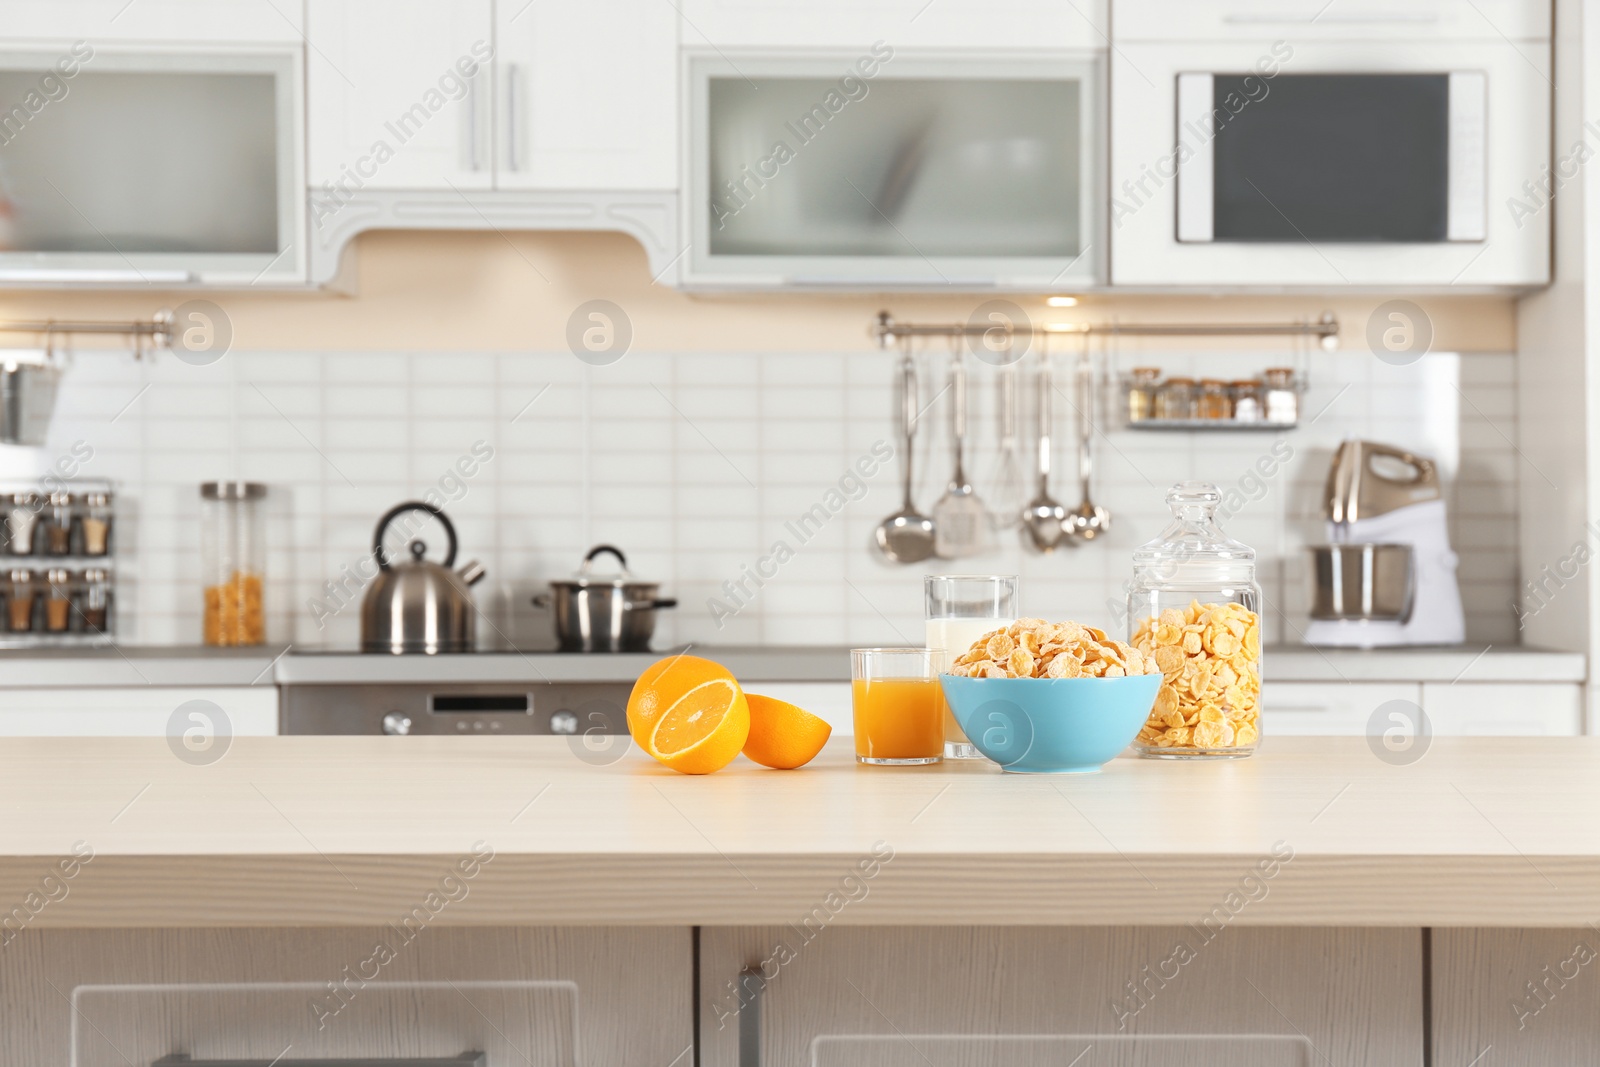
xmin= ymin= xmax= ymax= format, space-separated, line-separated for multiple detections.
xmin=360 ymin=502 xmax=486 ymax=654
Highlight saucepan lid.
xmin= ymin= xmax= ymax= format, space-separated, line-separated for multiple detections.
xmin=558 ymin=544 xmax=651 ymax=589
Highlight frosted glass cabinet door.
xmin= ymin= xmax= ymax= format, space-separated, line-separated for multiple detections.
xmin=0 ymin=50 xmax=304 ymax=286
xmin=685 ymin=54 xmax=1103 ymax=288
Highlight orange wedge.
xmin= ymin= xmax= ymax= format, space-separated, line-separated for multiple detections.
xmin=627 ymin=655 xmax=750 ymax=774
xmin=742 ymin=693 xmax=832 ymax=769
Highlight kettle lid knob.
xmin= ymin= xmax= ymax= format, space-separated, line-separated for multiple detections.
xmin=409 ymin=539 xmax=427 ymax=561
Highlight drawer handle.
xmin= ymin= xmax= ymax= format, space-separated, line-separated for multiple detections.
xmin=738 ymin=968 xmax=763 ymax=1067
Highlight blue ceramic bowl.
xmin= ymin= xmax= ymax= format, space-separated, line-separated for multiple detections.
xmin=939 ymin=673 xmax=1162 ymax=774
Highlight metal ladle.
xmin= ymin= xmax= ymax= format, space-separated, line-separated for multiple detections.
xmin=874 ymin=337 xmax=938 ymax=564
xmin=1065 ymin=346 xmax=1110 ymax=541
xmin=1021 ymin=345 xmax=1074 ymax=552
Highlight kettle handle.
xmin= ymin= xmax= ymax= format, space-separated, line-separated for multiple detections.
xmin=373 ymin=501 xmax=457 ymax=570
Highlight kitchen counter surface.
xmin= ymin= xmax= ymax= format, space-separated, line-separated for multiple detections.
xmin=0 ymin=643 xmax=1585 ymax=686
xmin=2 ymin=735 xmax=1596 ymax=928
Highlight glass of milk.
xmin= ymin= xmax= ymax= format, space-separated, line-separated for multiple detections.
xmin=925 ymin=575 xmax=1019 ymax=759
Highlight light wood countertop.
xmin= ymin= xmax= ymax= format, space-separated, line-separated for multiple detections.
xmin=2 ymin=735 xmax=1596 ymax=928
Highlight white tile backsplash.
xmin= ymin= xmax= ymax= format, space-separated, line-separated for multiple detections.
xmin=0 ymin=345 xmax=1521 ymax=649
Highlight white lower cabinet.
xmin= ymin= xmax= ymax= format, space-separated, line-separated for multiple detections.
xmin=1420 ymin=683 xmax=1583 ymax=735
xmin=1265 ymin=682 xmax=1583 ymax=737
xmin=1262 ymin=682 xmax=1422 ymax=736
xmin=0 ymin=687 xmax=277 ymax=736
xmin=1 ymin=926 xmax=691 ymax=1066
xmin=700 ymin=926 xmax=1423 ymax=1067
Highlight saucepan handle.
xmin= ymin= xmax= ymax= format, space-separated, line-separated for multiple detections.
xmin=582 ymin=544 xmax=630 ymax=575
xmin=623 ymin=598 xmax=678 ymax=611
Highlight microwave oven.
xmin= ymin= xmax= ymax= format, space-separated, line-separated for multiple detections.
xmin=1110 ymin=18 xmax=1550 ymax=287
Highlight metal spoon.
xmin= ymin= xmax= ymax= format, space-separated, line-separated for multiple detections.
xmin=874 ymin=339 xmax=937 ymax=564
xmin=985 ymin=354 xmax=1027 ymax=530
xmin=932 ymin=344 xmax=989 ymax=559
xmin=1021 ymin=347 xmax=1074 ymax=553
xmin=1065 ymin=347 xmax=1111 ymax=541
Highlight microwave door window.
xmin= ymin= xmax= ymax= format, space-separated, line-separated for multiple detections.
xmin=707 ymin=77 xmax=1081 ymax=258
xmin=1211 ymin=74 xmax=1450 ymax=243
xmin=0 ymin=70 xmax=279 ymax=256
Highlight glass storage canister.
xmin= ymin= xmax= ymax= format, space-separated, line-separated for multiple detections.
xmin=1126 ymin=367 xmax=1161 ymax=424
xmin=81 ymin=567 xmax=111 ymax=633
xmin=45 ymin=492 xmax=73 ymax=555
xmin=1262 ymin=368 xmax=1299 ymax=425
xmin=201 ymin=481 xmax=267 ymax=646
xmin=1127 ymin=482 xmax=1262 ymax=759
xmin=8 ymin=568 xmax=35 ymax=632
xmin=1197 ymin=379 xmax=1233 ymax=420
xmin=7 ymin=493 xmax=39 ymax=555
xmin=82 ymin=491 xmax=113 ymax=556
xmin=43 ymin=567 xmax=72 ymax=632
xmin=1154 ymin=377 xmax=1196 ymax=421
xmin=1231 ymin=380 xmax=1263 ymax=423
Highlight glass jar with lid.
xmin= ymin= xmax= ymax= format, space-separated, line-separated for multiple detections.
xmin=7 ymin=493 xmax=39 ymax=556
xmin=1231 ymin=380 xmax=1263 ymax=423
xmin=82 ymin=491 xmax=113 ymax=556
xmin=1197 ymin=379 xmax=1232 ymax=420
xmin=1154 ymin=377 xmax=1196 ymax=421
xmin=81 ymin=567 xmax=111 ymax=634
xmin=1127 ymin=482 xmax=1262 ymax=759
xmin=45 ymin=492 xmax=74 ymax=555
xmin=201 ymin=481 xmax=267 ymax=646
xmin=8 ymin=568 xmax=35 ymax=632
xmin=1126 ymin=367 xmax=1161 ymax=423
xmin=43 ymin=567 xmax=72 ymax=632
xmin=1262 ymin=367 xmax=1299 ymax=425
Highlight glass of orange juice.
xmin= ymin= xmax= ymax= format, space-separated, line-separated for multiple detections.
xmin=851 ymin=648 xmax=944 ymax=765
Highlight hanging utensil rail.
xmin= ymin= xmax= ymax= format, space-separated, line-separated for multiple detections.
xmin=872 ymin=310 xmax=1339 ymax=346
xmin=0 ymin=311 xmax=175 ymax=352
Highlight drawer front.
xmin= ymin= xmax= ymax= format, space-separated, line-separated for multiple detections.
xmin=1420 ymin=683 xmax=1583 ymax=735
xmin=1262 ymin=682 xmax=1422 ymax=735
xmin=0 ymin=687 xmax=277 ymax=737
xmin=701 ymin=926 xmax=1422 ymax=1067
xmin=1113 ymin=0 xmax=1548 ymax=42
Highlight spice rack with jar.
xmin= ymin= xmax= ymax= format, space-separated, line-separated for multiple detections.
xmin=0 ymin=479 xmax=116 ymax=646
xmin=1121 ymin=368 xmax=1303 ymax=431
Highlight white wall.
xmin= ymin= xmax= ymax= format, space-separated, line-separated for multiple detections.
xmin=1 ymin=341 xmax=1519 ymax=652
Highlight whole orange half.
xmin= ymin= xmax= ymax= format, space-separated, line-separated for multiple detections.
xmin=627 ymin=654 xmax=750 ymax=774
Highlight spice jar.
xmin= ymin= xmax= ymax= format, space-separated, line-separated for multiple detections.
xmin=7 ymin=493 xmax=39 ymax=556
xmin=8 ymin=568 xmax=35 ymax=632
xmin=1197 ymin=379 xmax=1233 ymax=420
xmin=1127 ymin=482 xmax=1262 ymax=759
xmin=201 ymin=481 xmax=267 ymax=646
xmin=81 ymin=568 xmax=110 ymax=634
xmin=1126 ymin=368 xmax=1161 ymax=423
xmin=43 ymin=567 xmax=71 ymax=632
xmin=1154 ymin=377 xmax=1196 ymax=421
xmin=45 ymin=492 xmax=73 ymax=555
xmin=1232 ymin=380 xmax=1263 ymax=423
xmin=81 ymin=492 xmax=112 ymax=556
xmin=1263 ymin=368 xmax=1299 ymax=425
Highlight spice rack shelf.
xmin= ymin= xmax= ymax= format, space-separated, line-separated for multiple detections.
xmin=3 ymin=478 xmax=116 ymax=646
xmin=1126 ymin=419 xmax=1298 ymax=432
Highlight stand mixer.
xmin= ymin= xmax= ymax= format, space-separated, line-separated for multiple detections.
xmin=1304 ymin=440 xmax=1465 ymax=648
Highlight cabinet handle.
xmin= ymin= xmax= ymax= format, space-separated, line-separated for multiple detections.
xmin=737 ymin=968 xmax=763 ymax=1067
xmin=505 ymin=62 xmax=523 ymax=172
xmin=466 ymin=72 xmax=482 ymax=172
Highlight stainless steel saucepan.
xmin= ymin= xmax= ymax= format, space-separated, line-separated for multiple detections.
xmin=533 ymin=544 xmax=677 ymax=653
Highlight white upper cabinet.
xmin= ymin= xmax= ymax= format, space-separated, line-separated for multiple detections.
xmin=679 ymin=0 xmax=1108 ymax=49
xmin=1 ymin=0 xmax=305 ymax=44
xmin=495 ymin=0 xmax=678 ymax=190
xmin=306 ymin=0 xmax=495 ymax=193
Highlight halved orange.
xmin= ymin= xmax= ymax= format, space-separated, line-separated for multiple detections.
xmin=627 ymin=654 xmax=750 ymax=774
xmin=743 ymin=693 xmax=832 ymax=769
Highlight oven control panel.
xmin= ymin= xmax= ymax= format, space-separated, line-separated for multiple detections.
xmin=281 ymin=682 xmax=631 ymax=736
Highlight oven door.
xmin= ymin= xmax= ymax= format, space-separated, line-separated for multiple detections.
xmin=1175 ymin=71 xmax=1485 ymax=244
xmin=1110 ymin=40 xmax=1549 ymax=286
